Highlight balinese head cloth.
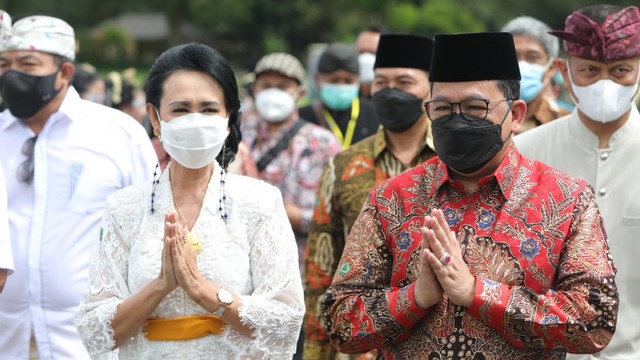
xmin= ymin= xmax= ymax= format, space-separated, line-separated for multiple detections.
xmin=0 ymin=10 xmax=75 ymax=60
xmin=549 ymin=6 xmax=640 ymax=62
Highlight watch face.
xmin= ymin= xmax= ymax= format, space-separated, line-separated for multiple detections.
xmin=218 ymin=288 xmax=234 ymax=305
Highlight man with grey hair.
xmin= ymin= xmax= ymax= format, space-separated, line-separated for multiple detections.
xmin=502 ymin=16 xmax=570 ymax=133
xmin=516 ymin=5 xmax=640 ymax=359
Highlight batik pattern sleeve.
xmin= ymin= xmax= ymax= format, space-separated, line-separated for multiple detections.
xmin=321 ymin=188 xmax=430 ymax=354
xmin=304 ymin=159 xmax=344 ymax=359
xmin=467 ymin=186 xmax=618 ymax=353
xmin=74 ymin=199 xmax=132 ymax=357
xmin=230 ymin=187 xmax=306 ymax=357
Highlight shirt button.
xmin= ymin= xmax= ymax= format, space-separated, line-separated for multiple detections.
xmin=600 ymin=152 xmax=609 ymax=160
xmin=598 ymin=188 xmax=607 ymax=196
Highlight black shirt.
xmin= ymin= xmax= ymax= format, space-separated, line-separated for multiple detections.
xmin=298 ymin=97 xmax=380 ymax=147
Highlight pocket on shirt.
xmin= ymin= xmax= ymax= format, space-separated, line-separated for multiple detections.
xmin=66 ymin=162 xmax=117 ymax=214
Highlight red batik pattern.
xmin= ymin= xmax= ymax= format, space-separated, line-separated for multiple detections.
xmin=323 ymin=144 xmax=618 ymax=359
xmin=304 ymin=130 xmax=435 ymax=360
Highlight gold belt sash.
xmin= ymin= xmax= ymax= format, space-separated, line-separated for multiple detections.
xmin=144 ymin=315 xmax=225 ymax=341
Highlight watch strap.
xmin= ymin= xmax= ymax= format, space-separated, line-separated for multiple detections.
xmin=213 ymin=304 xmax=227 ymax=317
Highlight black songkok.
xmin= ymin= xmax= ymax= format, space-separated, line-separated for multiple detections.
xmin=374 ymin=33 xmax=434 ymax=71
xmin=429 ymin=32 xmax=521 ymax=82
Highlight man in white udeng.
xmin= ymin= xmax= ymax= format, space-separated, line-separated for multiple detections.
xmin=0 ymin=11 xmax=157 ymax=359
xmin=516 ymin=4 xmax=640 ymax=359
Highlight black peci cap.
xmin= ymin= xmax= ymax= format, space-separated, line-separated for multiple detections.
xmin=429 ymin=32 xmax=521 ymax=82
xmin=374 ymin=33 xmax=434 ymax=71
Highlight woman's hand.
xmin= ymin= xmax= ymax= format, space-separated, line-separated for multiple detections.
xmin=171 ymin=223 xmax=205 ymax=301
xmin=158 ymin=212 xmax=179 ymax=294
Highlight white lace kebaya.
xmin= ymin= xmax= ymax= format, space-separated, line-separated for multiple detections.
xmin=74 ymin=163 xmax=305 ymax=359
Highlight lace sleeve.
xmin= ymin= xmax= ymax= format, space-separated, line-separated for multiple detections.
xmin=75 ymin=201 xmax=132 ymax=356
xmin=226 ymin=188 xmax=305 ymax=358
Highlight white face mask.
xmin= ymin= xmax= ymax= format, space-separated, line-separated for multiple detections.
xmin=158 ymin=111 xmax=229 ymax=169
xmin=255 ymin=88 xmax=296 ymax=122
xmin=569 ymin=65 xmax=640 ymax=123
xmin=358 ymin=52 xmax=376 ymax=83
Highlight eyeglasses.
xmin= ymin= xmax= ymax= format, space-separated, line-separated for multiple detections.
xmin=424 ymin=98 xmax=511 ymax=121
xmin=16 ymin=136 xmax=37 ymax=184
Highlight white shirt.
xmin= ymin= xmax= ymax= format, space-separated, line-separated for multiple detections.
xmin=0 ymin=163 xmax=13 ymax=273
xmin=515 ymin=106 xmax=640 ymax=360
xmin=74 ymin=165 xmax=305 ymax=359
xmin=0 ymin=88 xmax=158 ymax=360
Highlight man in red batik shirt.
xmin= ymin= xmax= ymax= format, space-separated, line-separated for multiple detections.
xmin=322 ymin=32 xmax=618 ymax=359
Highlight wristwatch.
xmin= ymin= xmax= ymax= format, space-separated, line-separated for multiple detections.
xmin=213 ymin=288 xmax=234 ymax=317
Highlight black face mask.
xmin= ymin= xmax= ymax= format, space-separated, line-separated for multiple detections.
xmin=0 ymin=69 xmax=61 ymax=119
xmin=372 ymin=87 xmax=425 ymax=133
xmin=431 ymin=107 xmax=510 ymax=174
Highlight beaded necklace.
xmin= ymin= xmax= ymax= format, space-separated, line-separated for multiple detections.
xmin=150 ymin=161 xmax=229 ymax=223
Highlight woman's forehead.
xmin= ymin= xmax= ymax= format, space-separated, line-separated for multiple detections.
xmin=162 ymin=70 xmax=224 ymax=101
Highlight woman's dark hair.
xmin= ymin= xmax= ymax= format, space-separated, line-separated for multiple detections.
xmin=145 ymin=43 xmax=242 ymax=169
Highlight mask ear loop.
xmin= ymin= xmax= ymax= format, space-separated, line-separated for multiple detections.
xmin=154 ymin=107 xmax=163 ymax=123
xmin=501 ymin=100 xmax=515 ymax=144
xmin=540 ymin=58 xmax=556 ymax=87
xmin=564 ymin=60 xmax=582 ymax=105
xmin=291 ymin=86 xmax=304 ymax=103
xmin=542 ymin=57 xmax=555 ymax=73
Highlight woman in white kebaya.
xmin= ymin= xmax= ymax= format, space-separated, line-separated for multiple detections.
xmin=75 ymin=43 xmax=304 ymax=359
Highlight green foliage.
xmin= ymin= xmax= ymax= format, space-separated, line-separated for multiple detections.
xmin=91 ymin=23 xmax=136 ymax=62
xmin=386 ymin=0 xmax=486 ymax=36
xmin=386 ymin=3 xmax=422 ymax=33
xmin=422 ymin=0 xmax=486 ymax=34
xmin=7 ymin=0 xmax=638 ymax=71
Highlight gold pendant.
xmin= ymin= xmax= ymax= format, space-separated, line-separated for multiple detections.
xmin=187 ymin=232 xmax=203 ymax=254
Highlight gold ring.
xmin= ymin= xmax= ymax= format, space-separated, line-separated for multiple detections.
xmin=180 ymin=235 xmax=187 ymax=245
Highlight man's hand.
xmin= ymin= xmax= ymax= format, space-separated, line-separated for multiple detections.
xmin=414 ymin=219 xmax=444 ymax=309
xmin=422 ymin=209 xmax=476 ymax=307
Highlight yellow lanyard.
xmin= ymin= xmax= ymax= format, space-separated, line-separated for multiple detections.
xmin=323 ymin=98 xmax=360 ymax=149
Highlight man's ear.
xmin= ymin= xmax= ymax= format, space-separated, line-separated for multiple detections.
xmin=509 ymin=99 xmax=527 ymax=134
xmin=59 ymin=61 xmax=75 ymax=86
xmin=542 ymin=58 xmax=558 ymax=83
xmin=295 ymin=86 xmax=307 ymax=103
xmin=555 ymin=58 xmax=569 ymax=85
